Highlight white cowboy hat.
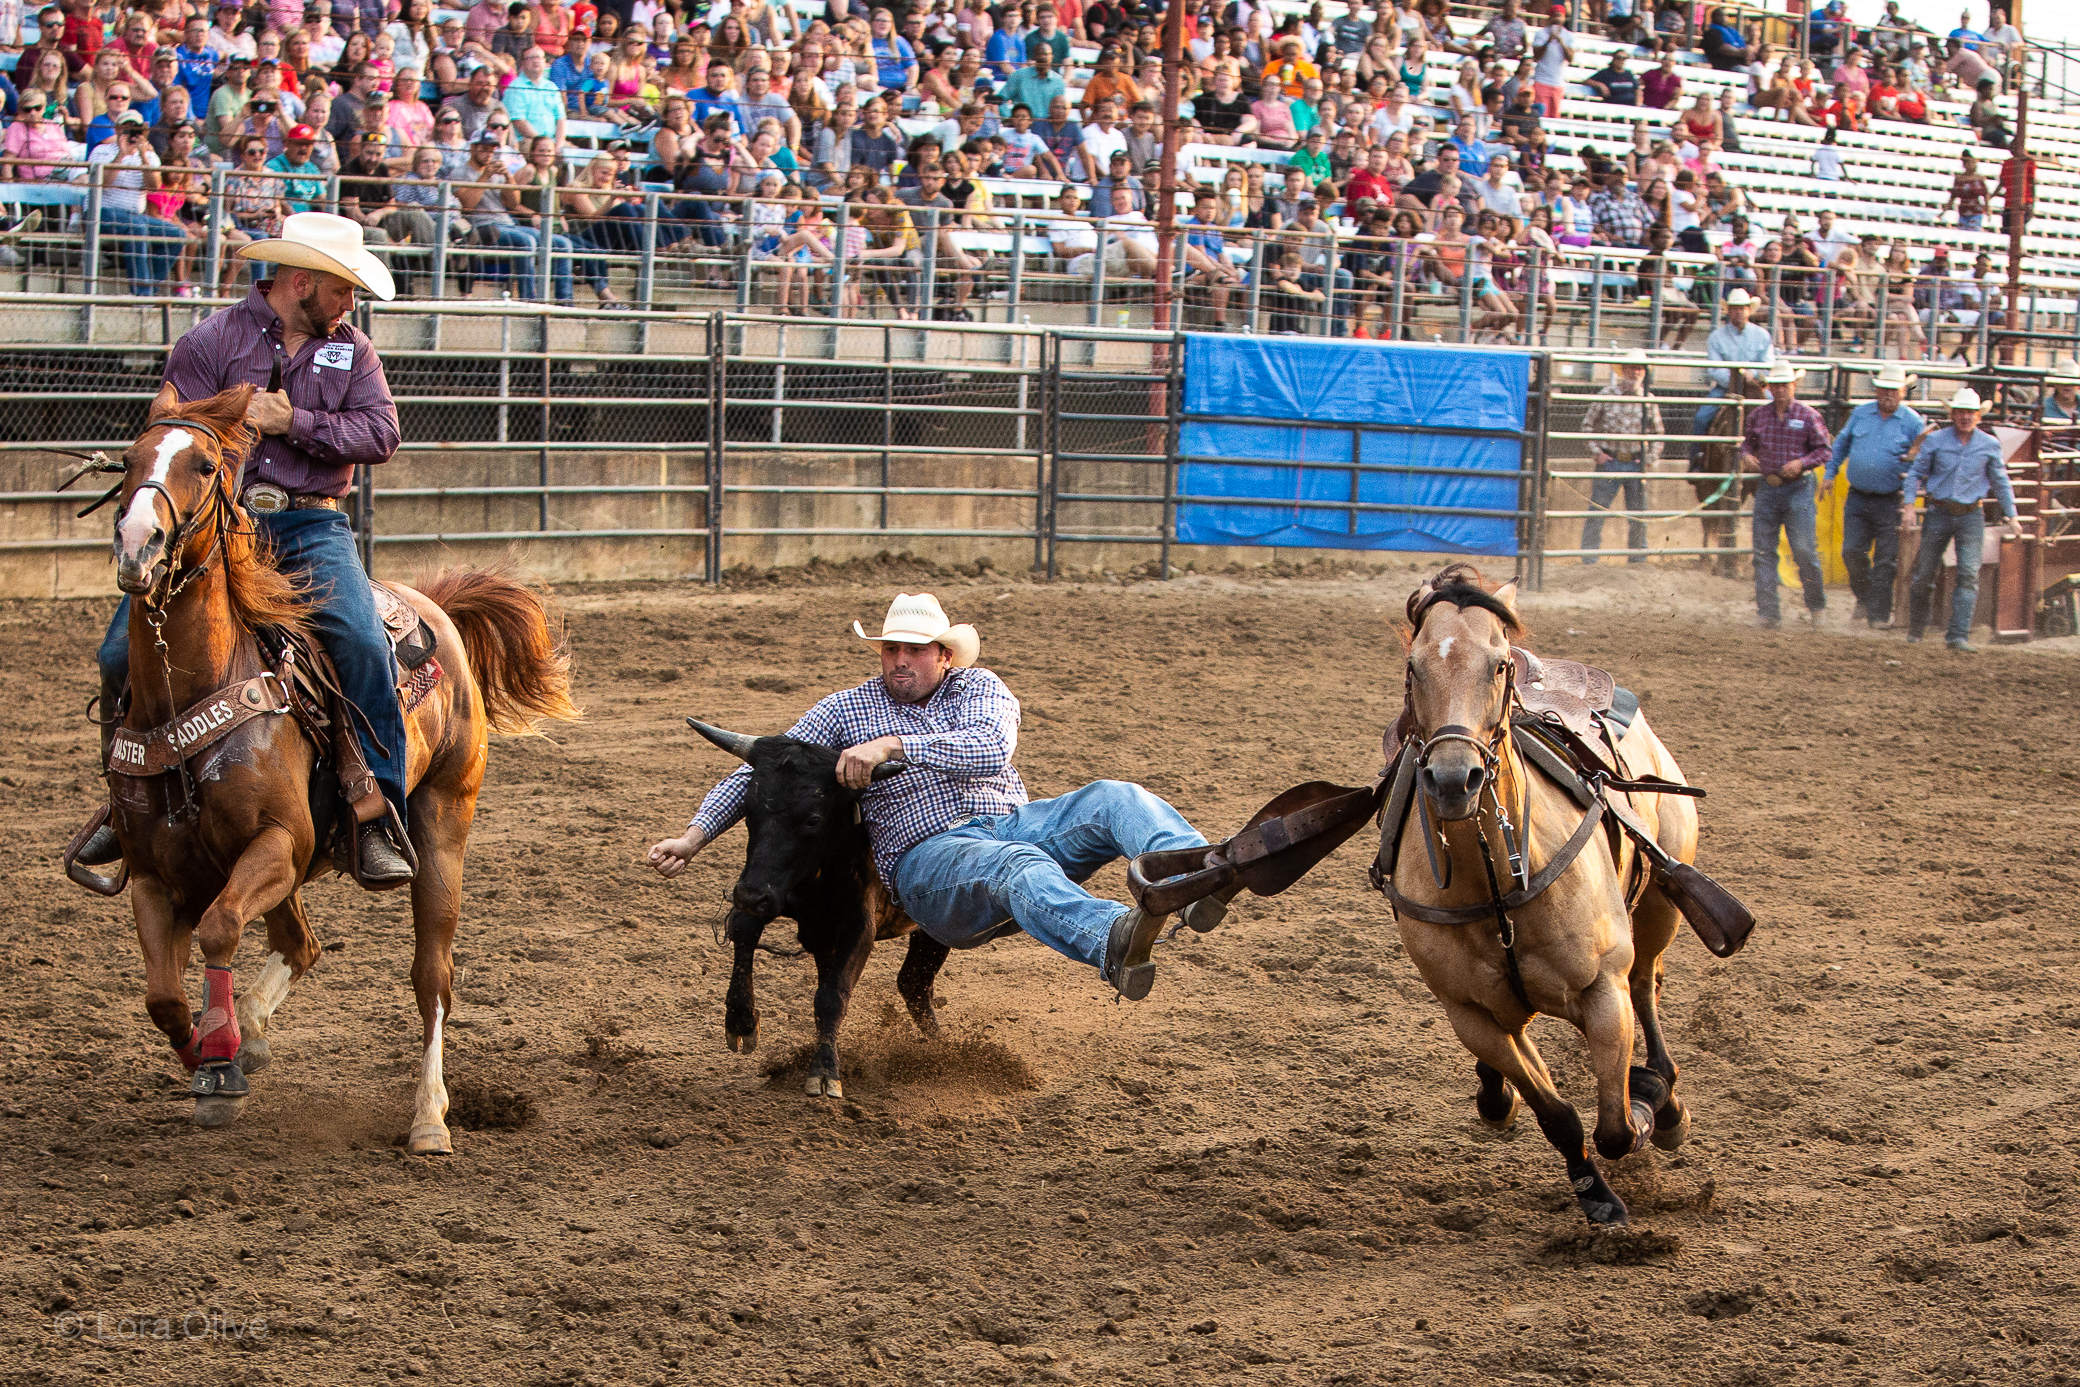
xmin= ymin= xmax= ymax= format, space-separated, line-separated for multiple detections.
xmin=1762 ymin=360 xmax=1805 ymax=384
xmin=853 ymin=592 xmax=980 ymax=668
xmin=1615 ymin=348 xmax=1650 ymax=366
xmin=1722 ymin=287 xmax=1756 ymax=307
xmin=1948 ymin=385 xmax=1984 ymax=410
xmin=2046 ymin=357 xmax=2080 ymax=386
xmin=1871 ymin=361 xmax=1917 ymax=389
xmin=236 ymin=211 xmax=396 ymax=301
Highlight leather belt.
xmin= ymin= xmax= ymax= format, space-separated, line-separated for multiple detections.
xmin=242 ymin=483 xmax=342 ymax=514
xmin=1849 ymin=488 xmax=1903 ymax=499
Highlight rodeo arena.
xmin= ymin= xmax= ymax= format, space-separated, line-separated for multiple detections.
xmin=8 ymin=0 xmax=2080 ymax=1378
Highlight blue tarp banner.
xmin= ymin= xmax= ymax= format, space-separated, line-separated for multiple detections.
xmin=1176 ymin=335 xmax=1530 ymax=554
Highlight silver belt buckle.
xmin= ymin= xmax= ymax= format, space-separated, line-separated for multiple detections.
xmin=244 ymin=483 xmax=289 ymax=514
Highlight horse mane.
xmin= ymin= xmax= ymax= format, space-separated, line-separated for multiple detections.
xmin=154 ymin=385 xmax=310 ymax=634
xmin=1403 ymin=562 xmax=1527 ymax=641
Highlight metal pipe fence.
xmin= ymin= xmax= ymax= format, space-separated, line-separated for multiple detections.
xmin=0 ymin=300 xmax=2031 ymax=597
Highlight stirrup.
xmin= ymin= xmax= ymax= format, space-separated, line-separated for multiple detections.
xmin=63 ymin=804 xmax=128 ymax=896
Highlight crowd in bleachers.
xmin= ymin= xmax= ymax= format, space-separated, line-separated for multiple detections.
xmin=0 ymin=0 xmax=2067 ymax=332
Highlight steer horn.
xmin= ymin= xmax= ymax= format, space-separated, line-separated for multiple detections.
xmin=686 ymin=717 xmax=760 ymax=761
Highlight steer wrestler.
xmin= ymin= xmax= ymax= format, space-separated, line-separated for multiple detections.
xmin=645 ymin=592 xmax=1227 ymax=999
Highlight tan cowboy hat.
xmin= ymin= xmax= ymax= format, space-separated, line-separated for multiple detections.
xmin=1762 ymin=360 xmax=1805 ymax=385
xmin=1722 ymin=287 xmax=1756 ymax=307
xmin=236 ymin=211 xmax=396 ymax=301
xmin=1617 ymin=348 xmax=1651 ymax=365
xmin=853 ymin=592 xmax=980 ymax=667
xmin=2047 ymin=357 xmax=2080 ymax=387
xmin=1871 ymin=361 xmax=1917 ymax=390
xmin=1948 ymin=385 xmax=1985 ymax=411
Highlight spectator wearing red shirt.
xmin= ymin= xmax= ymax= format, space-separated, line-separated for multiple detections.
xmin=60 ymin=0 xmax=104 ymax=67
xmin=1344 ymin=146 xmax=1396 ymax=209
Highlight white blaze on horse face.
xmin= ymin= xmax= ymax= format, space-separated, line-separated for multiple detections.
xmin=1438 ymin=635 xmax=1456 ymax=661
xmin=117 ymin=428 xmax=195 ymax=560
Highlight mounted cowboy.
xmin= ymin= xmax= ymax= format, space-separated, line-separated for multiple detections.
xmin=647 ymin=592 xmax=1229 ymax=1000
xmin=72 ymin=212 xmax=414 ymax=888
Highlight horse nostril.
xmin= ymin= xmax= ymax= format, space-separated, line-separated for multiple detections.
xmin=1465 ymin=766 xmax=1486 ymax=795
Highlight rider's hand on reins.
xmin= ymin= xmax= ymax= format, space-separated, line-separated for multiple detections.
xmin=245 ymin=389 xmax=295 ymax=437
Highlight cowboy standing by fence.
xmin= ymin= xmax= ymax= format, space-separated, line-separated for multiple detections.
xmin=1689 ymin=287 xmax=1773 ymax=466
xmin=73 ymin=212 xmax=414 ymax=888
xmin=2042 ymin=359 xmax=2080 ymax=424
xmin=1740 ymin=360 xmax=1831 ymax=629
xmin=1579 ymin=349 xmax=1662 ymax=563
xmin=1903 ymin=385 xmax=2021 ymax=654
xmin=1825 ymin=361 xmax=1924 ymax=629
xmin=647 ymin=593 xmax=1228 ymax=1001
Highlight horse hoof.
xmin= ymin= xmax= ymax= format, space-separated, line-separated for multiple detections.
xmin=1477 ymin=1088 xmax=1521 ymax=1131
xmin=1652 ymin=1102 xmax=1692 ymax=1151
xmin=235 ymin=1035 xmax=272 ymax=1076
xmin=193 ymin=1095 xmax=245 ymax=1128
xmin=407 ymin=1122 xmax=454 ymax=1156
xmin=804 ymin=1074 xmax=843 ymax=1099
xmin=727 ymin=1029 xmax=757 ymax=1055
xmin=1581 ymin=1199 xmax=1630 ymax=1226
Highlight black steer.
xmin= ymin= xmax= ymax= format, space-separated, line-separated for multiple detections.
xmin=688 ymin=718 xmax=953 ymax=1098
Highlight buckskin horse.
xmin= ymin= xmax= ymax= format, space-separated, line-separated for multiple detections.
xmin=81 ymin=383 xmax=579 ymax=1152
xmin=1691 ymin=373 xmax=1762 ymax=576
xmin=1371 ymin=565 xmax=1752 ymax=1225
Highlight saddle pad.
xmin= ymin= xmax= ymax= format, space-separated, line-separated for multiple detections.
xmin=372 ymin=581 xmax=439 ymax=674
xmin=1512 ymin=647 xmax=1616 ymax=736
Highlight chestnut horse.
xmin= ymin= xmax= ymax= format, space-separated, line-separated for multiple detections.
xmin=104 ymin=383 xmax=578 ymax=1152
xmin=1382 ymin=566 xmax=1700 ymax=1225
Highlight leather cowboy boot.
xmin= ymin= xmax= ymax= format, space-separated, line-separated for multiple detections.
xmin=335 ymin=718 xmax=415 ymax=890
xmin=74 ymin=666 xmax=128 ymax=866
xmin=1100 ymin=906 xmax=1169 ymax=1001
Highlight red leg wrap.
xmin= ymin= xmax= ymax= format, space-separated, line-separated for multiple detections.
xmin=171 ymin=1027 xmax=204 ymax=1073
xmin=195 ymin=966 xmax=242 ymax=1064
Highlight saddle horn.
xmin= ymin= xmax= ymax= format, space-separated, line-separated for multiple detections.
xmin=686 ymin=717 xmax=760 ymax=761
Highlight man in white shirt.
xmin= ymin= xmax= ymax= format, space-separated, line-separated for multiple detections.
xmin=89 ymin=111 xmax=184 ymax=295
xmin=1477 ymin=153 xmax=1522 ymax=218
xmin=1808 ymin=209 xmax=1855 ymax=276
xmin=1531 ymin=8 xmax=1572 ymax=117
xmin=1077 ymin=96 xmax=1128 ymax=187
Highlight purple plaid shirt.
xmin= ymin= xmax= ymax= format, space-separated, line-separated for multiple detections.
xmin=1742 ymin=399 xmax=1832 ymax=478
xmin=162 ymin=281 xmax=401 ymax=497
xmin=690 ymin=668 xmax=1029 ymax=889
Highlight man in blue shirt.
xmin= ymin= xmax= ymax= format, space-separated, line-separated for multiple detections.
xmin=689 ymin=63 xmax=741 ymax=135
xmin=549 ymin=30 xmax=592 ymax=91
xmin=1825 ymin=362 xmax=1924 ymax=629
xmin=1902 ymin=385 xmax=2021 ymax=652
xmin=1446 ymin=118 xmax=1493 ymax=171
xmin=172 ymin=15 xmax=219 ymax=113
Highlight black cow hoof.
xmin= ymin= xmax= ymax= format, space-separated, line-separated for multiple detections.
xmin=727 ymin=1028 xmax=757 ymax=1055
xmin=804 ymin=1073 xmax=843 ymax=1098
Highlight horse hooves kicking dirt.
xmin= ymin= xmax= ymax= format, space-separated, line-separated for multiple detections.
xmin=1376 ymin=564 xmax=1750 ymax=1226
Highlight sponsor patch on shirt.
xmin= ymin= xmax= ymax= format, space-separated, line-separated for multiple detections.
xmin=313 ymin=343 xmax=354 ymax=372
xmin=1789 ymin=418 xmax=1806 ymax=429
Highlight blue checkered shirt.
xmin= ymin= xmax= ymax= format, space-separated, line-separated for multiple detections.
xmin=689 ymin=669 xmax=1029 ymax=890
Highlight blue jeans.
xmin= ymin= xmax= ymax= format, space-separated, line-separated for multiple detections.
xmin=506 ymin=224 xmax=576 ymax=302
xmin=1840 ymin=488 xmax=1904 ymax=623
xmin=98 ymin=508 xmax=408 ymax=825
xmin=1688 ymin=383 xmax=1727 ymax=463
xmin=1751 ymin=473 xmax=1825 ymax=621
xmin=99 ymin=205 xmax=185 ymax=293
xmin=1907 ymin=505 xmax=1987 ymax=645
xmin=1581 ymin=454 xmax=1648 ymax=561
xmin=892 ymin=781 xmax=1207 ymax=968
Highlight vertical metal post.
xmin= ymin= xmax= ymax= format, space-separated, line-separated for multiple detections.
xmin=636 ymin=191 xmax=659 ymax=312
xmin=203 ymin=167 xmax=226 ymax=295
xmin=1029 ymin=330 xmax=1043 ymax=574
xmin=829 ymin=201 xmax=850 ymax=319
xmin=1875 ymin=272 xmax=1889 ymax=360
xmin=1160 ymin=330 xmax=1181 ymax=578
xmin=536 ymin=186 xmax=555 ymax=303
xmin=1044 ymin=330 xmax=1061 ymax=579
xmin=1390 ymin=239 xmax=1407 ymax=341
xmin=771 ymin=329 xmax=786 ymax=444
xmin=1586 ymin=250 xmax=1602 ymax=347
xmin=1323 ymin=226 xmax=1341 ymax=337
xmin=737 ymin=195 xmax=756 ymax=312
xmin=1978 ymin=285 xmax=1993 ymax=366
xmin=325 ymin=172 xmax=340 ymax=215
xmin=706 ymin=310 xmax=725 ymax=582
xmin=1088 ymin=218 xmax=1107 ymax=326
xmin=1819 ymin=272 xmax=1834 ymax=355
xmin=497 ymin=313 xmax=511 ymax=443
xmin=1767 ymin=263 xmax=1782 ymax=345
xmin=1522 ymin=247 xmax=1541 ymax=347
xmin=1647 ymin=260 xmax=1665 ymax=349
xmin=919 ymin=206 xmax=940 ymax=320
xmin=539 ymin=312 xmax=552 ymax=532
xmin=1708 ymin=261 xmax=1724 ymax=335
xmin=1246 ymin=229 xmax=1264 ymax=332
xmin=1926 ymin=273 xmax=1940 ymax=362
xmin=1458 ymin=257 xmax=1474 ymax=343
xmin=880 ymin=324 xmax=892 ymax=529
xmin=432 ymin=203 xmax=451 ymax=298
xmin=1528 ymin=352 xmax=1553 ymax=589
xmin=1008 ymin=211 xmax=1025 ymax=322
xmin=83 ymin=181 xmax=103 ymax=296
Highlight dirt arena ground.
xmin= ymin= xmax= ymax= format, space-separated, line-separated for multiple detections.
xmin=2 ymin=558 xmax=2078 ymax=1387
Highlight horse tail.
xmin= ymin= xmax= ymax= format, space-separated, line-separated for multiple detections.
xmin=416 ymin=566 xmax=582 ymax=735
